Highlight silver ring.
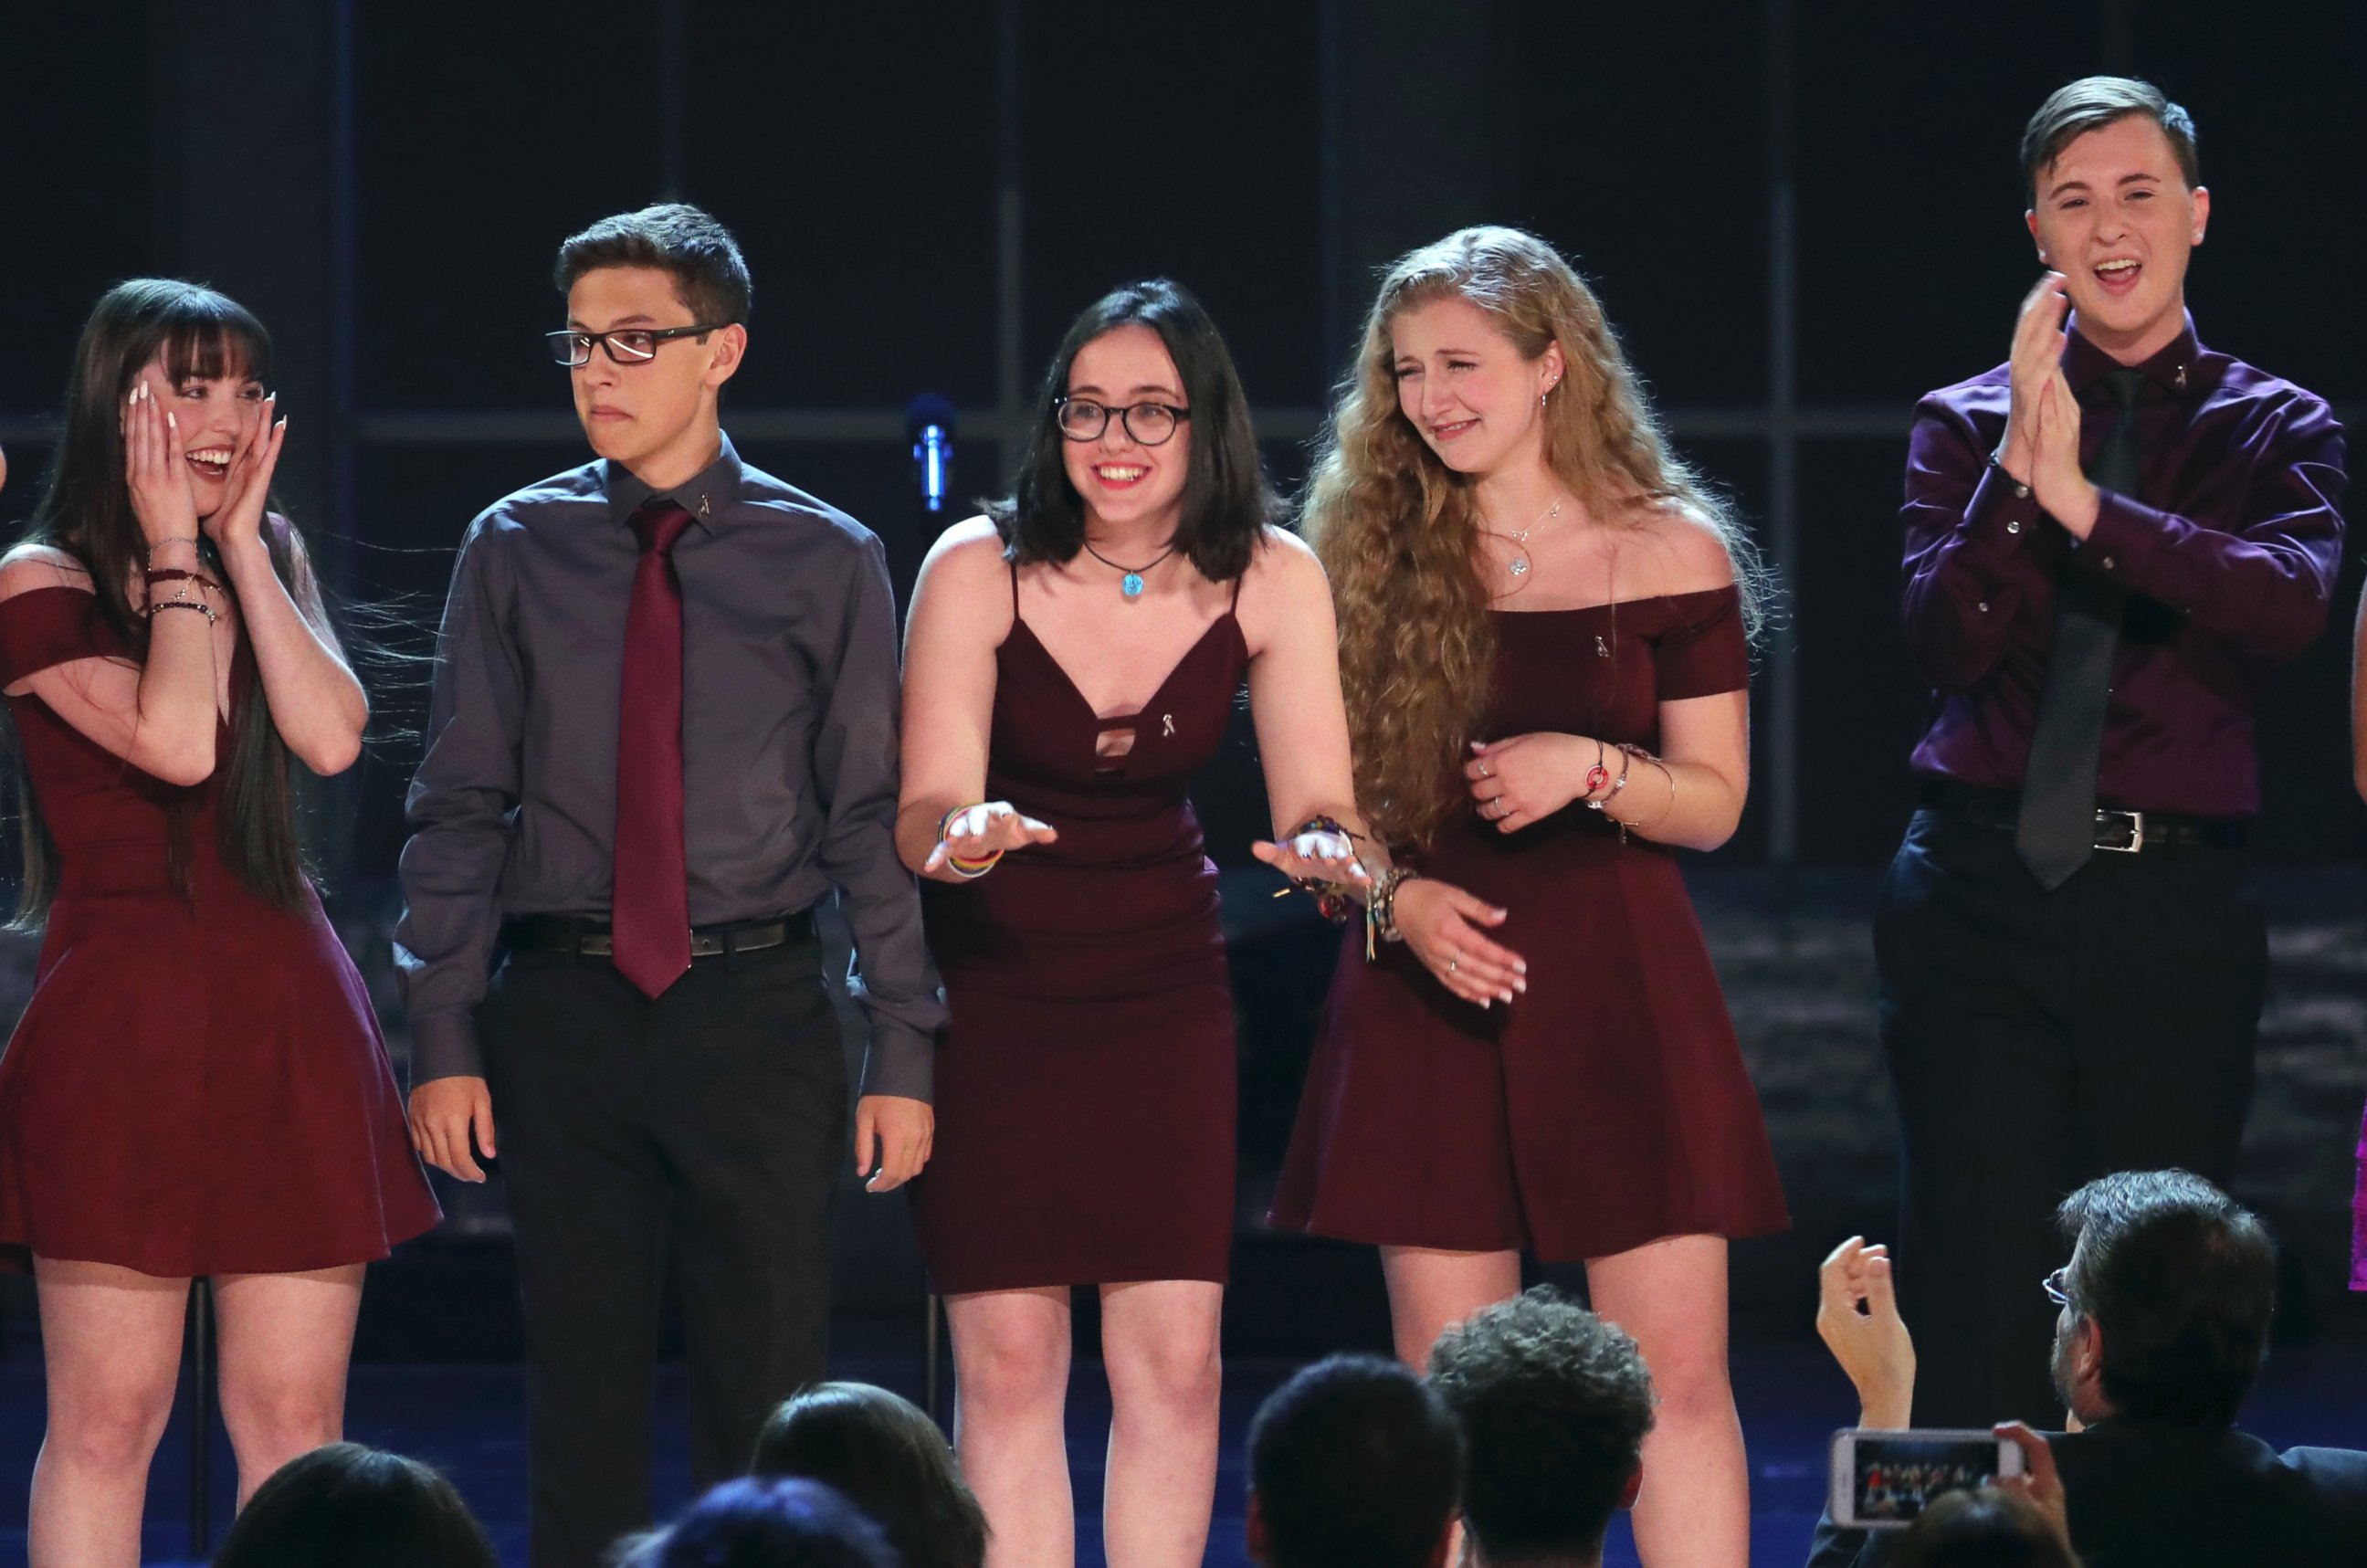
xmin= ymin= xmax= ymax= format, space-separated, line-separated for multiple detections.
xmin=1478 ymin=762 xmax=1493 ymax=779
xmin=1446 ymin=955 xmax=1459 ymax=974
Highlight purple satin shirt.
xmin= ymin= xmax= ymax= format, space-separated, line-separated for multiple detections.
xmin=1900 ymin=313 xmax=2347 ymax=817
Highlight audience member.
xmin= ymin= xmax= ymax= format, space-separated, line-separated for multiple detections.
xmin=1890 ymin=1489 xmax=2081 ymax=1568
xmin=751 ymin=1382 xmax=986 ymax=1568
xmin=1425 ymin=1287 xmax=1657 ymax=1568
xmin=1245 ymin=1353 xmax=1462 ymax=1568
xmin=209 ymin=1443 xmax=497 ymax=1568
xmin=1811 ymin=1170 xmax=2367 ymax=1567
xmin=619 ymin=1477 xmax=898 ymax=1568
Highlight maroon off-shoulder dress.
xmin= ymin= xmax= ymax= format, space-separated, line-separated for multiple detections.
xmin=0 ymin=585 xmax=438 ymax=1276
xmin=1272 ymin=586 xmax=1789 ymax=1261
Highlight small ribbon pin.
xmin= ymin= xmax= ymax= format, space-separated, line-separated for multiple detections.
xmin=1595 ymin=636 xmax=1610 ymax=658
xmin=1162 ymin=714 xmax=1175 ymax=737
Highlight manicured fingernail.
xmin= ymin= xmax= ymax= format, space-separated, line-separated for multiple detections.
xmin=1513 ymin=960 xmax=1527 ymax=974
xmin=1514 ymin=979 xmax=1527 ymax=993
xmin=166 ymin=412 xmax=176 ymax=429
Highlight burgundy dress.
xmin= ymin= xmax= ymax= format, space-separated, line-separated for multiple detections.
xmin=1272 ymin=587 xmax=1788 ymax=1261
xmin=910 ymin=576 xmax=1244 ymax=1294
xmin=0 ymin=585 xmax=438 ymax=1277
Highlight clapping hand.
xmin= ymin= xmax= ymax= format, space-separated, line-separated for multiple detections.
xmin=924 ymin=800 xmax=1057 ymax=872
xmin=2001 ymin=273 xmax=2099 ymax=536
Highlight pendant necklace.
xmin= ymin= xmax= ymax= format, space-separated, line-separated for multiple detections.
xmin=1483 ymin=496 xmax=1562 ymax=578
xmin=1081 ymin=538 xmax=1178 ymax=599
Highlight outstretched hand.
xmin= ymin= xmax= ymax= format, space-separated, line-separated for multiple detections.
xmin=1251 ymin=826 xmax=1369 ymax=889
xmin=1816 ymin=1235 xmax=1916 ymax=1427
xmin=925 ymin=800 xmax=1057 ymax=873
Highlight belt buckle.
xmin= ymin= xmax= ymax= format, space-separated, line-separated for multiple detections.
xmin=2095 ymin=808 xmax=2145 ymax=853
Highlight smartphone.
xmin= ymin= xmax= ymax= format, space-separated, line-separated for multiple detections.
xmin=1828 ymin=1427 xmax=2025 ymax=1530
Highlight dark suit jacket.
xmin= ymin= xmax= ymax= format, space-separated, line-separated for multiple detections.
xmin=1808 ymin=1419 xmax=2367 ymax=1568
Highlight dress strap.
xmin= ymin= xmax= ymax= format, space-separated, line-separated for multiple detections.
xmin=1008 ymin=557 xmax=1022 ymax=625
xmin=1228 ymin=571 xmax=1245 ymax=614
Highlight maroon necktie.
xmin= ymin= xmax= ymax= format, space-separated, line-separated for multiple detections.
xmin=612 ymin=497 xmax=694 ymax=998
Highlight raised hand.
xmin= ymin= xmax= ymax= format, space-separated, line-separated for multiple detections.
xmin=2031 ymin=365 xmax=2099 ymax=537
xmin=1998 ymin=272 xmax=2071 ymax=486
xmin=1467 ymin=733 xmax=1592 ymax=832
xmin=1815 ymin=1236 xmax=1916 ymax=1427
xmin=1250 ymin=825 xmax=1370 ymax=889
xmin=205 ymin=393 xmax=286 ymax=553
xmin=1393 ymin=877 xmax=1526 ymax=1007
xmin=123 ymin=380 xmax=201 ymax=549
xmin=923 ymin=799 xmax=1058 ymax=873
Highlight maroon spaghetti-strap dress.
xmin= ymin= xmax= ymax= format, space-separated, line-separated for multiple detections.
xmin=910 ymin=574 xmax=1245 ymax=1294
xmin=1271 ymin=586 xmax=1788 ymax=1261
xmin=0 ymin=584 xmax=438 ymax=1277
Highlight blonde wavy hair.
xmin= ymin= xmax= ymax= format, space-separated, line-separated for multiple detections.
xmin=1304 ymin=226 xmax=1766 ymax=847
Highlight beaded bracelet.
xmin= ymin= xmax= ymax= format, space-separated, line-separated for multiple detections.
xmin=1364 ymin=865 xmax=1419 ymax=963
xmin=148 ymin=597 xmax=217 ymax=625
xmin=1274 ymin=813 xmax=1365 ymax=924
xmin=144 ymin=567 xmax=222 ymax=594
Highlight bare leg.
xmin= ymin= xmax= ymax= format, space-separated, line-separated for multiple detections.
xmin=1379 ymin=1246 xmax=1521 ymax=1368
xmin=212 ymin=1264 xmax=365 ymax=1509
xmin=1586 ymin=1236 xmax=1749 ymax=1568
xmin=1099 ymin=1280 xmax=1223 ymax=1568
xmin=949 ymin=1287 xmax=1075 ymax=1568
xmin=27 ymin=1258 xmax=189 ymax=1568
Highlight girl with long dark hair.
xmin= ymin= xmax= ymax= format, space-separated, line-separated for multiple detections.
xmin=0 ymin=279 xmax=437 ymax=1566
xmin=897 ymin=279 xmax=1367 ymax=1568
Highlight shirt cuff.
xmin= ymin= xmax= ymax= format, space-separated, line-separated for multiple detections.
xmin=1954 ymin=459 xmax=2045 ymax=587
xmin=857 ymin=1019 xmax=939 ymax=1104
xmin=407 ymin=1008 xmax=486 ymax=1088
xmin=2073 ymin=488 xmax=2152 ymax=585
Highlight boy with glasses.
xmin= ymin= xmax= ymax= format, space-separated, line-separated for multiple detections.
xmin=396 ymin=203 xmax=941 ymax=1568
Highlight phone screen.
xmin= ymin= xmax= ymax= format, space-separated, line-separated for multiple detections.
xmin=1832 ymin=1430 xmax=2013 ymax=1528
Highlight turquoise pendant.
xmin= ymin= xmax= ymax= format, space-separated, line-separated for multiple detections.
xmin=1121 ymin=573 xmax=1145 ymax=598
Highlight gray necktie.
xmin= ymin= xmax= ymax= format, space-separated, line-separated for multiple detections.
xmin=2015 ymin=367 xmax=2146 ymax=889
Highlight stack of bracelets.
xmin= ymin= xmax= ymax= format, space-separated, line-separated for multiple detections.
xmin=143 ymin=537 xmax=221 ymax=626
xmin=1272 ymin=814 xmax=1423 ymax=963
xmin=1581 ymin=739 xmax=1677 ymax=842
xmin=939 ymin=805 xmax=1004 ymax=879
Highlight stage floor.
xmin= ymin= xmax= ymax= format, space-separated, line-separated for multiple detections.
xmin=2 ymin=1323 xmax=2362 ymax=1567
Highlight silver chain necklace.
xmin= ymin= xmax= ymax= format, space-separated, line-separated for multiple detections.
xmin=1483 ymin=497 xmax=1562 ymax=577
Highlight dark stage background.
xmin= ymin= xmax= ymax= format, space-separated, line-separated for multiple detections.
xmin=1 ymin=0 xmax=2362 ymax=1368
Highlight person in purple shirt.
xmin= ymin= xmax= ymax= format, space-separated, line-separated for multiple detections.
xmin=1876 ymin=77 xmax=2346 ymax=1431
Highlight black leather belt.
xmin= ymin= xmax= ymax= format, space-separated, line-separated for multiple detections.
xmin=1917 ymin=782 xmax=2246 ymax=852
xmin=501 ymin=910 xmax=815 ymax=959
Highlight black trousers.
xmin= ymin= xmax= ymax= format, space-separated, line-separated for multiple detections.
xmin=482 ymin=935 xmax=847 ymax=1568
xmin=1874 ymin=807 xmax=2263 ymax=1429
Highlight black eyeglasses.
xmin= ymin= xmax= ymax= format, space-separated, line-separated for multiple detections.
xmin=1055 ymin=397 xmax=1191 ymax=446
xmin=2042 ymin=1266 xmax=2072 ymax=1308
xmin=546 ymin=324 xmax=735 ymax=367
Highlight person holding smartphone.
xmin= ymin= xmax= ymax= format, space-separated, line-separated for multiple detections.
xmin=0 ymin=280 xmax=437 ymax=1567
xmin=395 ymin=204 xmax=942 ymax=1568
xmin=1877 ymin=78 xmax=2346 ymax=1431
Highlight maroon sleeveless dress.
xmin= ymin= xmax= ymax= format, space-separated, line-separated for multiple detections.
xmin=1271 ymin=586 xmax=1788 ymax=1261
xmin=0 ymin=585 xmax=439 ymax=1277
xmin=910 ymin=574 xmax=1245 ymax=1294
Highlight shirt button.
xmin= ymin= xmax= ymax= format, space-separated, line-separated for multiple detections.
xmin=2005 ymin=520 xmax=2021 ymax=535
xmin=1978 ymin=601 xmax=1991 ymax=614
xmin=2102 ymin=555 xmax=2116 ymax=570
xmin=2013 ymin=483 xmax=2031 ymax=499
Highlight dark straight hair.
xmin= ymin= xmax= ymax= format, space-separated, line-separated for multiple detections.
xmin=2021 ymin=77 xmax=2200 ymax=201
xmin=210 ymin=1443 xmax=499 ymax=1568
xmin=751 ymin=1382 xmax=988 ymax=1568
xmin=990 ymin=278 xmax=1280 ymax=583
xmin=11 ymin=279 xmax=331 ymax=921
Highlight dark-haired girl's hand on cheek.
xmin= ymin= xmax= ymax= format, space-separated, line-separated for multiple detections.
xmin=123 ymin=379 xmax=200 ymax=549
xmin=205 ymin=394 xmax=286 ymax=556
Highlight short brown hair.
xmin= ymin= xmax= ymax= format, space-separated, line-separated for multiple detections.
xmin=2022 ymin=77 xmax=2199 ymax=202
xmin=553 ymin=202 xmax=751 ymax=325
